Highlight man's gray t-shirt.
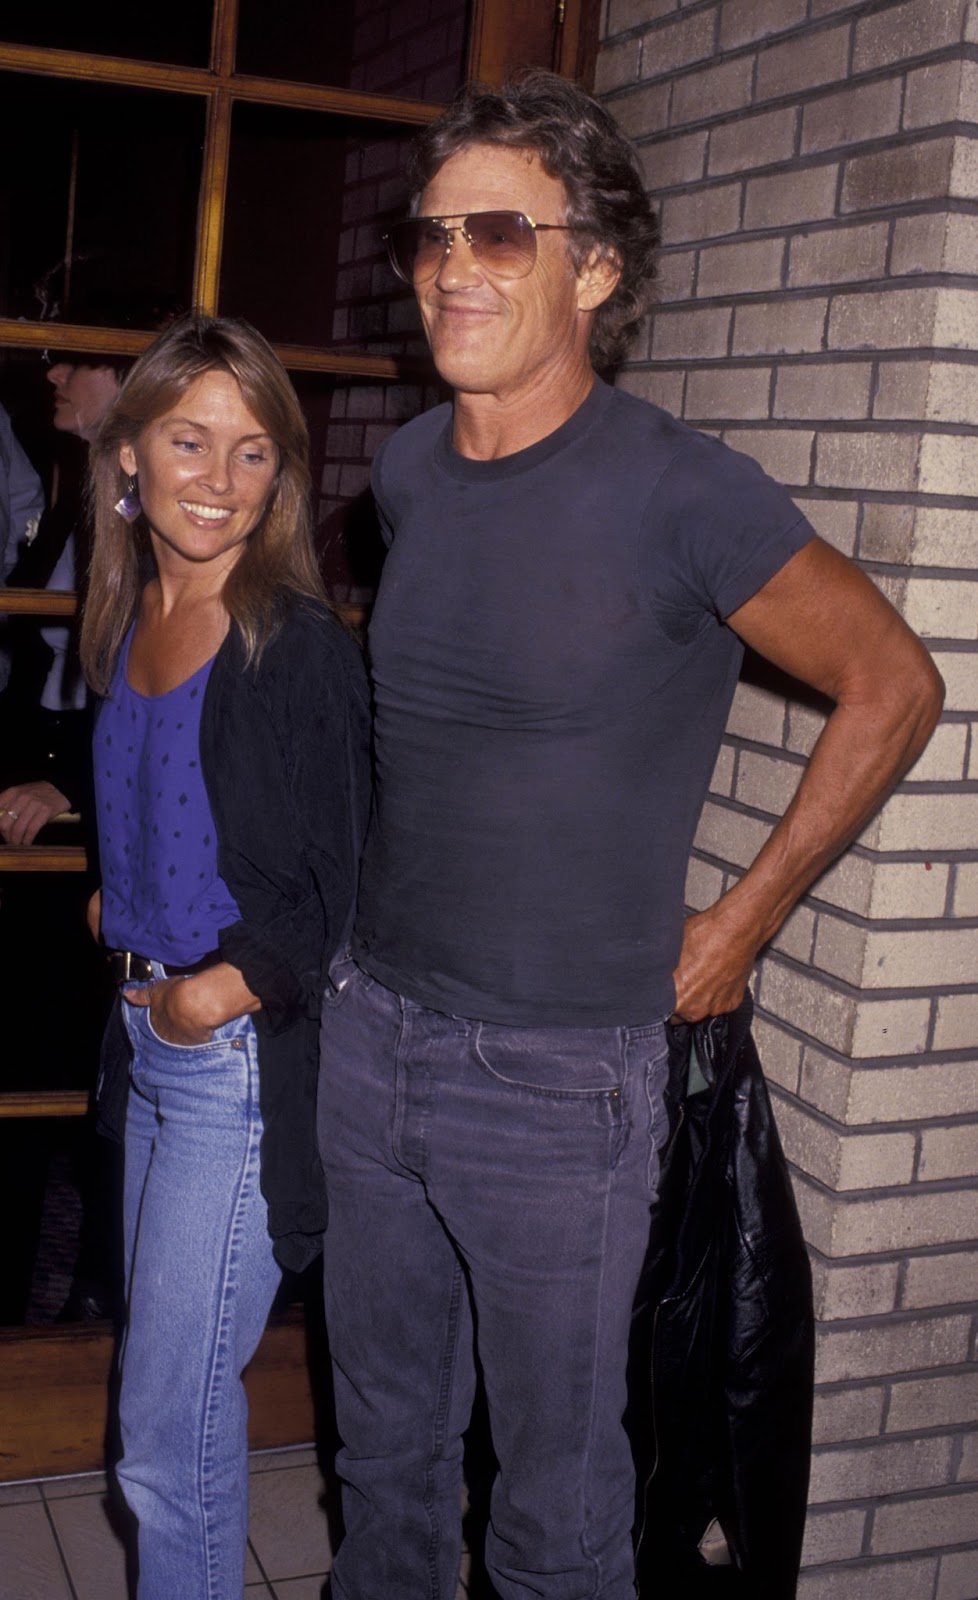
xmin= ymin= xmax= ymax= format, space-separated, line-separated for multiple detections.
xmin=354 ymin=380 xmax=813 ymax=1026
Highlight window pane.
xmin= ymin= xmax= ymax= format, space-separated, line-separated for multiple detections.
xmin=0 ymin=75 xmax=202 ymax=330
xmin=220 ymin=105 xmax=427 ymax=357
xmin=0 ymin=0 xmax=213 ymax=65
xmin=235 ymin=0 xmax=470 ymax=103
xmin=295 ymin=373 xmax=439 ymax=603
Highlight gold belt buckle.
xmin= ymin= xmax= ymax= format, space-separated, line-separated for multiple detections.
xmin=109 ymin=950 xmax=154 ymax=985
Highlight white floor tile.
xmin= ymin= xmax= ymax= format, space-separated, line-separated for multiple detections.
xmin=45 ymin=1490 xmax=130 ymax=1600
xmin=42 ymin=1469 xmax=109 ymax=1500
xmin=0 ymin=1479 xmax=43 ymax=1506
xmin=248 ymin=1461 xmax=333 ymax=1581
xmin=0 ymin=1500 xmax=73 ymax=1600
xmin=246 ymin=1537 xmax=265 ymax=1584
xmin=270 ymin=1579 xmax=329 ymax=1598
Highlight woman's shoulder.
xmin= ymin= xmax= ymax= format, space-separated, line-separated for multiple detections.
xmin=236 ymin=597 xmax=368 ymax=705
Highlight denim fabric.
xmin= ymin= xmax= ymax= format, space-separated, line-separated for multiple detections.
xmin=318 ymin=956 xmax=670 ymax=1600
xmin=117 ymin=985 xmax=281 ymax=1600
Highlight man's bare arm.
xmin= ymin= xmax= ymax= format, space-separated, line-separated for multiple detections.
xmin=672 ymin=536 xmax=945 ymax=1022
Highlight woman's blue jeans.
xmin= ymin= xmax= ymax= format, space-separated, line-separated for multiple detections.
xmin=117 ymin=990 xmax=281 ymax=1600
xmin=318 ymin=956 xmax=670 ymax=1600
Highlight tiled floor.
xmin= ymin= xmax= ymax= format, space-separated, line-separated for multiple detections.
xmin=0 ymin=1446 xmax=474 ymax=1599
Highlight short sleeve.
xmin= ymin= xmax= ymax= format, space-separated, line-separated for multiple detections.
xmin=640 ymin=433 xmax=815 ymax=627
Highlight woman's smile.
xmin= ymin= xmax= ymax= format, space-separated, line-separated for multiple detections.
xmin=119 ymin=369 xmax=279 ymax=575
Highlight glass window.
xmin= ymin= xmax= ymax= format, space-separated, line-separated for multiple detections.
xmin=291 ymin=372 xmax=440 ymax=602
xmin=220 ymin=105 xmax=427 ymax=356
xmin=235 ymin=0 xmax=471 ymax=103
xmin=0 ymin=0 xmax=214 ymax=66
xmin=0 ymin=75 xmax=203 ymax=328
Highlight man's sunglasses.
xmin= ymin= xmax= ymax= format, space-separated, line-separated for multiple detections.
xmin=383 ymin=210 xmax=587 ymax=285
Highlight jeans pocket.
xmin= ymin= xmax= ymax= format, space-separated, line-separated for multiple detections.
xmin=626 ymin=1026 xmax=670 ymax=1195
xmin=142 ymin=1007 xmax=218 ymax=1052
xmin=472 ymin=1023 xmax=625 ymax=1099
xmin=322 ymin=953 xmax=371 ymax=1009
xmin=127 ymin=997 xmax=244 ymax=1056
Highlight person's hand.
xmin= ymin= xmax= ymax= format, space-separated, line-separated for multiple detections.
xmin=86 ymin=889 xmax=102 ymax=943
xmin=123 ymin=974 xmax=218 ymax=1046
xmin=123 ymin=962 xmax=260 ymax=1047
xmin=670 ymin=902 xmax=759 ymax=1024
xmin=0 ymin=780 xmax=71 ymax=846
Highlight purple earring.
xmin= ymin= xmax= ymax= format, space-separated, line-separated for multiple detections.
xmin=114 ymin=473 xmax=141 ymax=524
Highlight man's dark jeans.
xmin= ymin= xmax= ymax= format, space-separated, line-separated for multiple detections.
xmin=318 ymin=955 xmax=669 ymax=1599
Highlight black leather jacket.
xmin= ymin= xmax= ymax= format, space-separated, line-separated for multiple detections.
xmin=631 ymin=993 xmax=814 ymax=1600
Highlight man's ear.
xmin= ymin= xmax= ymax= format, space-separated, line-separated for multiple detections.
xmin=576 ymin=246 xmax=622 ymax=313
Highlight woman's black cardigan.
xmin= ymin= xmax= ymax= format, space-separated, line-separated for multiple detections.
xmin=97 ymin=601 xmax=372 ymax=1272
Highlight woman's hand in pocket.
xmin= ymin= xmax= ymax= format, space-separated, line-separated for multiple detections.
xmin=123 ymin=962 xmax=261 ymax=1046
xmin=124 ymin=975 xmax=217 ymax=1045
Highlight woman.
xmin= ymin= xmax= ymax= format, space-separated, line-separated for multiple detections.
xmin=82 ymin=313 xmax=370 ymax=1599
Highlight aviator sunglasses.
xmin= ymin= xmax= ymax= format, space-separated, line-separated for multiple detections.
xmin=384 ymin=210 xmax=587 ymax=285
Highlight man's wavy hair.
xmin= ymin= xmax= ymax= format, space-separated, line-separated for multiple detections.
xmin=408 ymin=69 xmax=659 ymax=371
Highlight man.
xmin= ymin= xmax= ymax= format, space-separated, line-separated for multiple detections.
xmin=0 ymin=349 xmax=124 ymax=844
xmin=0 ymin=401 xmax=44 ymax=614
xmin=0 ymin=334 xmax=136 ymax=1326
xmin=317 ymin=72 xmax=943 ymax=1600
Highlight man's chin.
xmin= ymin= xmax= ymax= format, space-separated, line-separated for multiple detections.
xmin=427 ymin=346 xmax=506 ymax=396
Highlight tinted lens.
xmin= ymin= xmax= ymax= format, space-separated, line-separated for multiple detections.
xmin=385 ymin=212 xmax=539 ymax=284
xmin=464 ymin=211 xmax=537 ymax=277
xmin=385 ymin=218 xmax=450 ymax=284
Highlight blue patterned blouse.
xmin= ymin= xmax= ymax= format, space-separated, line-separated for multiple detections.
xmin=94 ymin=628 xmax=240 ymax=965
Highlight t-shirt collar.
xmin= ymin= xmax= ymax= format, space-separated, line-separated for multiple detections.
xmin=434 ymin=377 xmax=613 ymax=483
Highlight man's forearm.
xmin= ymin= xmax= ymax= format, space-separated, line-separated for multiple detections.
xmin=671 ymin=536 xmax=945 ymax=1020
xmin=673 ymin=666 xmax=941 ymax=1021
xmin=722 ymin=665 xmax=942 ymax=953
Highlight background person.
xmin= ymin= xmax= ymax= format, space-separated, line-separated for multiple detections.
xmin=0 ymin=295 xmax=177 ymax=1324
xmin=1 ymin=275 xmax=182 ymax=843
xmin=0 ymin=399 xmax=44 ymax=652
xmin=0 ymin=333 xmax=130 ymax=1324
xmin=317 ymin=71 xmax=943 ymax=1600
xmin=83 ymin=312 xmax=370 ymax=1599
xmin=1 ymin=317 xmax=152 ymax=843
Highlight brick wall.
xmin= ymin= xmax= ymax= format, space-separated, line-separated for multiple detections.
xmin=596 ymin=2 xmax=978 ymax=1595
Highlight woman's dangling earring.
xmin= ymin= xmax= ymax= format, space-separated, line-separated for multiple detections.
xmin=114 ymin=473 xmax=142 ymax=524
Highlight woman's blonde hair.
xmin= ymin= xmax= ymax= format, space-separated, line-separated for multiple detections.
xmin=82 ymin=312 xmax=325 ymax=694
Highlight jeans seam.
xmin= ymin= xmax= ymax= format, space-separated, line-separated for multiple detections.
xmin=644 ymin=1035 xmax=669 ymax=1194
xmin=578 ymin=1091 xmax=617 ymax=1600
xmin=423 ymin=1255 xmax=465 ymax=1598
xmin=198 ymin=1032 xmax=262 ymax=1600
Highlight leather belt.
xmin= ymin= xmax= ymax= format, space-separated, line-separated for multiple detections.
xmin=107 ymin=948 xmax=221 ymax=986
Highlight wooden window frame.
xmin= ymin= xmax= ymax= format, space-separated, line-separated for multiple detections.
xmin=0 ymin=0 xmax=600 ymax=1467
xmin=0 ymin=0 xmax=600 ymax=991
xmin=0 ymin=0 xmax=598 ymax=376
